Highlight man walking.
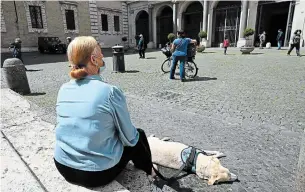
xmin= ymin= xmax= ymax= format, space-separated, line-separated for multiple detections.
xmin=287 ymin=30 xmax=301 ymax=56
xmin=259 ymin=31 xmax=266 ymax=49
xmin=276 ymin=29 xmax=284 ymax=50
xmin=137 ymin=34 xmax=146 ymax=59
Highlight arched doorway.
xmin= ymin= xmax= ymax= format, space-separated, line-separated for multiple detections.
xmin=213 ymin=1 xmax=241 ymax=47
xmin=157 ymin=6 xmax=173 ymax=47
xmin=255 ymin=1 xmax=294 ymax=47
xmin=183 ymin=2 xmax=203 ymax=44
xmin=136 ymin=11 xmax=149 ymax=46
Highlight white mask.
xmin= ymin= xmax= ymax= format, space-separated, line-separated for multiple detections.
xmin=99 ymin=59 xmax=106 ymax=73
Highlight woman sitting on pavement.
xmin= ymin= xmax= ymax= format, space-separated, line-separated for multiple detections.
xmin=54 ymin=36 xmax=156 ymax=188
xmin=170 ymin=31 xmax=197 ymax=82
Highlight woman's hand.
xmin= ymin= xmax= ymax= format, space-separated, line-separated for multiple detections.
xmin=191 ymin=39 xmax=197 ymax=45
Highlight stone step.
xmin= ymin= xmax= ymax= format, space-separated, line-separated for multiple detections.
xmin=0 ymin=89 xmax=130 ymax=192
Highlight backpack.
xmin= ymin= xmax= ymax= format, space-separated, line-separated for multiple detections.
xmin=293 ymin=35 xmax=300 ymax=44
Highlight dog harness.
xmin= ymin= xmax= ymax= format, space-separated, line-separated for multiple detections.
xmin=153 ymin=146 xmax=210 ymax=182
xmin=180 ymin=146 xmax=208 ymax=173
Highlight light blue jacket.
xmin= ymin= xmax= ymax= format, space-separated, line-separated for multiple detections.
xmin=54 ymin=75 xmax=139 ymax=171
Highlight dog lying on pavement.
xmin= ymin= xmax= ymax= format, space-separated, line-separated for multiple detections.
xmin=148 ymin=135 xmax=238 ymax=185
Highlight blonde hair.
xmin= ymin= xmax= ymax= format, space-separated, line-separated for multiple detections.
xmin=67 ymin=36 xmax=99 ymax=79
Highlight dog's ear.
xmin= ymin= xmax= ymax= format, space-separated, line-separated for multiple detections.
xmin=207 ymin=175 xmax=218 ymax=185
xmin=161 ymin=137 xmax=170 ymax=141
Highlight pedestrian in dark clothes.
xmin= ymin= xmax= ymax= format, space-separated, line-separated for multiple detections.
xmin=9 ymin=38 xmax=27 ymax=70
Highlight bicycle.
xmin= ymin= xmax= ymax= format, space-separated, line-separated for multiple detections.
xmin=161 ymin=47 xmax=198 ymax=79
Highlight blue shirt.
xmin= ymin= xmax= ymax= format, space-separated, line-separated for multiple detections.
xmin=54 ymin=75 xmax=139 ymax=171
xmin=172 ymin=38 xmax=191 ymax=56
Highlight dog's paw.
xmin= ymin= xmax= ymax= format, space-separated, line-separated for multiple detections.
xmin=161 ymin=137 xmax=170 ymax=141
xmin=214 ymin=152 xmax=226 ymax=158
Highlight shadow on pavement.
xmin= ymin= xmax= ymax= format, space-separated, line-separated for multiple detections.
xmin=154 ymin=177 xmax=194 ymax=192
xmin=25 ymin=92 xmax=46 ymax=96
xmin=200 ymin=52 xmax=216 ymax=54
xmin=26 ymin=69 xmax=43 ymax=72
xmin=187 ymin=76 xmax=217 ymax=82
xmin=124 ymin=70 xmax=140 ymax=73
xmin=250 ymin=53 xmax=264 ymax=55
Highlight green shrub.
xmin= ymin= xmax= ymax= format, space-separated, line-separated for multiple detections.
xmin=196 ymin=45 xmax=205 ymax=52
xmin=167 ymin=33 xmax=176 ymax=43
xmin=198 ymin=31 xmax=207 ymax=39
xmin=243 ymin=28 xmax=255 ymax=38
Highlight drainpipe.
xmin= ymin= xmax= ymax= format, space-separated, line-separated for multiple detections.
xmin=13 ymin=0 xmax=20 ymax=37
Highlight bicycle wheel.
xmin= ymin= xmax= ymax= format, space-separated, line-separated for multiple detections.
xmin=161 ymin=58 xmax=172 ymax=73
xmin=185 ymin=61 xmax=198 ymax=78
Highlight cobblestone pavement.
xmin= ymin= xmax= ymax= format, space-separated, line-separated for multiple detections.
xmin=1 ymin=48 xmax=304 ymax=191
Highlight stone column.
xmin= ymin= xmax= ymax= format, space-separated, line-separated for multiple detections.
xmin=88 ymin=1 xmax=99 ymax=42
xmin=237 ymin=0 xmax=249 ymax=47
xmin=122 ymin=2 xmax=129 ymax=46
xmin=172 ymin=0 xmax=178 ymax=35
xmin=201 ymin=0 xmax=208 ymax=46
xmin=202 ymin=0 xmax=208 ymax=32
xmin=147 ymin=4 xmax=154 ymax=48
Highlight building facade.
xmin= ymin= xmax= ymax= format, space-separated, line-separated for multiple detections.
xmin=1 ymin=0 xmax=304 ymax=51
xmin=127 ymin=0 xmax=305 ymax=48
xmin=1 ymin=1 xmax=92 ymax=52
xmin=0 ymin=0 xmax=126 ymax=52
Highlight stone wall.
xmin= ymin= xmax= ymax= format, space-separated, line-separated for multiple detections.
xmin=95 ymin=1 xmax=123 ymax=48
xmin=1 ymin=1 xmax=91 ymax=51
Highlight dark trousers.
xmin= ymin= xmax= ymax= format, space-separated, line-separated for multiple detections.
xmin=54 ymin=129 xmax=153 ymax=188
xmin=139 ymin=49 xmax=145 ymax=58
xmin=170 ymin=55 xmax=186 ymax=80
xmin=224 ymin=47 xmax=228 ymax=55
xmin=288 ymin=43 xmax=300 ymax=55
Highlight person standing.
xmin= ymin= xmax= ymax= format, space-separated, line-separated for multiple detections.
xmin=170 ymin=31 xmax=197 ymax=82
xmin=66 ymin=37 xmax=72 ymax=46
xmin=223 ymin=36 xmax=229 ymax=55
xmin=259 ymin=31 xmax=266 ymax=49
xmin=137 ymin=34 xmax=145 ymax=59
xmin=9 ymin=38 xmax=27 ymax=70
xmin=276 ymin=29 xmax=284 ymax=50
xmin=287 ymin=30 xmax=301 ymax=56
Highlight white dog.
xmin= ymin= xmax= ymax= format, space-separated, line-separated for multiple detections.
xmin=148 ymin=135 xmax=238 ymax=185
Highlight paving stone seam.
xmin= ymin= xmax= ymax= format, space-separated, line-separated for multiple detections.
xmin=1 ymin=130 xmax=49 ymax=192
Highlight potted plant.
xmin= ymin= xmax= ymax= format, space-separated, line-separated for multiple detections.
xmin=167 ymin=33 xmax=176 ymax=44
xmin=240 ymin=28 xmax=255 ymax=54
xmin=197 ymin=31 xmax=207 ymax=52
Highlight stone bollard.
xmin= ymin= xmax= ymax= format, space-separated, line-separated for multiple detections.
xmin=2 ymin=58 xmax=30 ymax=95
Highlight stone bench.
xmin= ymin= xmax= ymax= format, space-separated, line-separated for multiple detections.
xmin=1 ymin=89 xmax=129 ymax=192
